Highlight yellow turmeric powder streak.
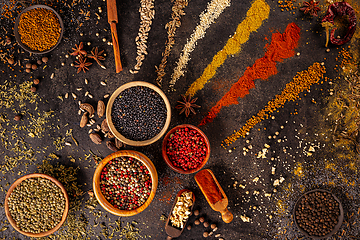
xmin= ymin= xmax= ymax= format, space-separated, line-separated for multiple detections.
xmin=222 ymin=62 xmax=326 ymax=147
xmin=185 ymin=0 xmax=270 ymax=97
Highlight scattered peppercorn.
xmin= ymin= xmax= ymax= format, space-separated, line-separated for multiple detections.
xmin=33 ymin=79 xmax=40 ymax=85
xmin=25 ymin=63 xmax=32 ymax=68
xmin=31 ymin=86 xmax=36 ymax=92
xmin=25 ymin=68 xmax=31 ymax=73
xmin=111 ymin=86 xmax=167 ymax=141
xmin=210 ymin=223 xmax=217 ymax=229
xmin=194 ymin=209 xmax=200 ymax=216
xmin=204 ymin=222 xmax=209 ymax=227
xmin=14 ymin=114 xmax=21 ymax=121
xmin=37 ymin=59 xmax=42 ymax=65
xmin=203 ymin=232 xmax=209 ymax=237
xmin=31 ymin=64 xmax=38 ymax=70
xmin=42 ymin=57 xmax=49 ymax=63
xmin=199 ymin=217 xmax=205 ymax=223
xmin=194 ymin=219 xmax=200 ymax=225
xmin=187 ymin=225 xmax=191 ymax=230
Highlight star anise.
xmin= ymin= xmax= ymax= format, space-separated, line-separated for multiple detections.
xmin=175 ymin=95 xmax=201 ymax=117
xmin=88 ymin=47 xmax=106 ymax=69
xmin=300 ymin=0 xmax=321 ymax=17
xmin=74 ymin=56 xmax=92 ymax=73
xmin=71 ymin=42 xmax=87 ymax=56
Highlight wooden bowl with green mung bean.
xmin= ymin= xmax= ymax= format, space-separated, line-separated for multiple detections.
xmin=14 ymin=5 xmax=64 ymax=54
xmin=4 ymin=173 xmax=69 ymax=237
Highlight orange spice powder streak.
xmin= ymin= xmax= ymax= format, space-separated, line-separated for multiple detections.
xmin=199 ymin=22 xmax=301 ymax=126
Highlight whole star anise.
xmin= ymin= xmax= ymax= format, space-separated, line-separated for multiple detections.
xmin=88 ymin=47 xmax=106 ymax=69
xmin=300 ymin=0 xmax=321 ymax=17
xmin=71 ymin=42 xmax=87 ymax=56
xmin=175 ymin=95 xmax=201 ymax=117
xmin=74 ymin=56 xmax=92 ymax=73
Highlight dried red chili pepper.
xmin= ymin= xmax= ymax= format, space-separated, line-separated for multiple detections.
xmin=321 ymin=2 xmax=357 ymax=46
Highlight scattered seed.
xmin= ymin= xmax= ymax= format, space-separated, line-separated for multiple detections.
xmin=72 ymin=93 xmax=77 ymax=99
xmin=65 ymin=93 xmax=69 ymax=99
xmin=77 ymin=88 xmax=82 ymax=91
xmin=50 ymin=73 xmax=54 ymax=79
xmin=100 ymin=81 xmax=106 ymax=86
xmin=104 ymin=94 xmax=109 ymax=98
xmin=33 ymin=79 xmax=40 ymax=85
xmin=65 ymin=142 xmax=72 ymax=146
xmin=88 ymin=94 xmax=93 ymax=98
xmin=85 ymin=78 xmax=88 ymax=84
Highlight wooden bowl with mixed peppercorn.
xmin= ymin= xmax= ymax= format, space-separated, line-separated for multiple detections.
xmin=93 ymin=150 xmax=158 ymax=216
xmin=4 ymin=173 xmax=69 ymax=237
xmin=106 ymin=81 xmax=171 ymax=146
xmin=162 ymin=124 xmax=210 ymax=174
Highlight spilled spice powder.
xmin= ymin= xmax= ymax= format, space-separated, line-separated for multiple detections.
xmin=222 ymin=62 xmax=326 ymax=147
xmin=185 ymin=0 xmax=270 ymax=97
xmin=200 ymin=22 xmax=301 ymax=126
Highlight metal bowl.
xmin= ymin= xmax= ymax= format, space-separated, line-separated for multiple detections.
xmin=293 ymin=189 xmax=344 ymax=239
xmin=4 ymin=173 xmax=69 ymax=237
xmin=106 ymin=81 xmax=171 ymax=146
xmin=14 ymin=5 xmax=64 ymax=54
xmin=93 ymin=150 xmax=158 ymax=216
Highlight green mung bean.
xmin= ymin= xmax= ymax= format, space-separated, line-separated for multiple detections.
xmin=8 ymin=177 xmax=66 ymax=233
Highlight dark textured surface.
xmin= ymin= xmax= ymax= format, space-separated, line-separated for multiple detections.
xmin=1 ymin=0 xmax=360 ymax=239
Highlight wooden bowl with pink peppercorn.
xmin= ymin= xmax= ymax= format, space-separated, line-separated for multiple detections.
xmin=162 ymin=124 xmax=210 ymax=174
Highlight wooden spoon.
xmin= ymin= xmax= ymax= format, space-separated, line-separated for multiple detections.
xmin=165 ymin=189 xmax=195 ymax=239
xmin=195 ymin=169 xmax=233 ymax=223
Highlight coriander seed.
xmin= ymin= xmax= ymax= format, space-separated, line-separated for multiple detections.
xmin=203 ymin=232 xmax=209 ymax=237
xmin=14 ymin=114 xmax=21 ymax=121
xmin=42 ymin=57 xmax=48 ymax=63
xmin=194 ymin=219 xmax=200 ymax=225
xmin=199 ymin=217 xmax=205 ymax=223
xmin=194 ymin=209 xmax=200 ymax=216
xmin=33 ymin=79 xmax=40 ymax=85
xmin=204 ymin=222 xmax=209 ymax=227
xmin=210 ymin=223 xmax=217 ymax=229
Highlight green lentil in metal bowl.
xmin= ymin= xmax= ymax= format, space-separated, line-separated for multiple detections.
xmin=7 ymin=177 xmax=66 ymax=234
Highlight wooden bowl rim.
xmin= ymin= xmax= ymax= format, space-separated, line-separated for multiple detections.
xmin=162 ymin=124 xmax=210 ymax=174
xmin=93 ymin=150 xmax=158 ymax=216
xmin=106 ymin=81 xmax=171 ymax=146
xmin=4 ymin=173 xmax=69 ymax=237
xmin=293 ymin=189 xmax=344 ymax=239
xmin=14 ymin=4 xmax=64 ymax=54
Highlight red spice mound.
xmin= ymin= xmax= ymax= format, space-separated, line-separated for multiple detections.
xmin=165 ymin=127 xmax=207 ymax=171
xmin=200 ymin=22 xmax=301 ymax=126
xmin=195 ymin=170 xmax=223 ymax=204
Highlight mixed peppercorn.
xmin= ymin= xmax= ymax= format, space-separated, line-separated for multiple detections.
xmin=165 ymin=127 xmax=208 ymax=171
xmin=100 ymin=157 xmax=152 ymax=210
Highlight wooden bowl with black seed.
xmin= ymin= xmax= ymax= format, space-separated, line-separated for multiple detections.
xmin=4 ymin=173 xmax=69 ymax=238
xmin=93 ymin=150 xmax=158 ymax=217
xmin=106 ymin=81 xmax=171 ymax=147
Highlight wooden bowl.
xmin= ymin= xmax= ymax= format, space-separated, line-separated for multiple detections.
xmin=293 ymin=189 xmax=344 ymax=239
xmin=4 ymin=173 xmax=69 ymax=238
xmin=14 ymin=5 xmax=64 ymax=54
xmin=162 ymin=124 xmax=210 ymax=174
xmin=93 ymin=150 xmax=158 ymax=216
xmin=106 ymin=81 xmax=171 ymax=146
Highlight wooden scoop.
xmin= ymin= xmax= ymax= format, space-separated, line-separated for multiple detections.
xmin=195 ymin=169 xmax=233 ymax=223
xmin=165 ymin=189 xmax=195 ymax=239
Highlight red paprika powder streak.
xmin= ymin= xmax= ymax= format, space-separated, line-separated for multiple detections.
xmin=199 ymin=22 xmax=301 ymax=126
